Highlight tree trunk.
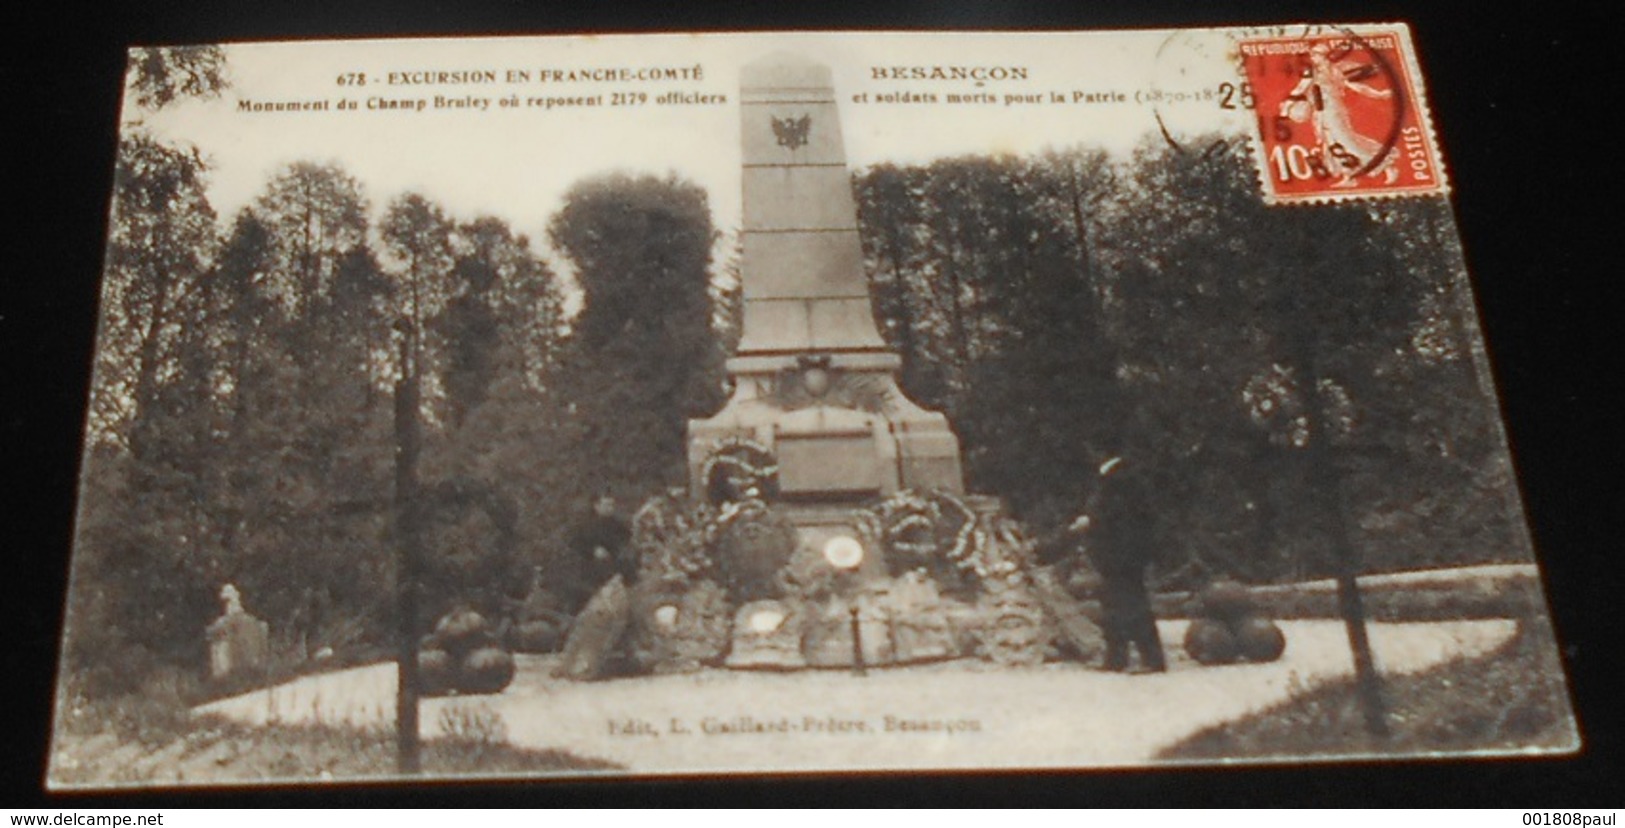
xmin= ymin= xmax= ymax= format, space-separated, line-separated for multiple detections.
xmin=393 ymin=328 xmax=423 ymax=774
xmin=1287 ymin=219 xmax=1389 ymax=738
xmin=126 ymin=268 xmax=176 ymax=462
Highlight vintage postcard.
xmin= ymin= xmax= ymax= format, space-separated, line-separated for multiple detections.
xmin=50 ymin=26 xmax=1577 ymax=788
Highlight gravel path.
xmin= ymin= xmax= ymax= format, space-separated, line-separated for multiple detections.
xmin=198 ymin=619 xmax=1516 ymax=773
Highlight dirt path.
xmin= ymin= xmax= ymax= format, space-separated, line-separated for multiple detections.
xmin=199 ymin=619 xmax=1516 ymax=773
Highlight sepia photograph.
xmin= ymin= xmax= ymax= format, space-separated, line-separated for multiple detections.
xmin=34 ymin=25 xmax=1586 ymax=791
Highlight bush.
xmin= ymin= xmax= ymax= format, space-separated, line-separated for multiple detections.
xmin=64 ymin=667 xmax=199 ymax=748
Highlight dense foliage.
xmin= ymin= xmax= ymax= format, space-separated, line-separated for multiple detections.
xmin=65 ymin=63 xmax=1521 ymax=695
xmin=853 ymin=143 xmax=1519 ymax=586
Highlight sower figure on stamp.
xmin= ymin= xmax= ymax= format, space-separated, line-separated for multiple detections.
xmin=1072 ymin=455 xmax=1166 ymax=673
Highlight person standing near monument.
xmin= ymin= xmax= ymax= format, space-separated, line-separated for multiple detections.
xmin=567 ymin=492 xmax=634 ymax=607
xmin=1073 ymin=455 xmax=1166 ymax=673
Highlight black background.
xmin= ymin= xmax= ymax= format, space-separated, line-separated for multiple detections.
xmin=5 ymin=0 xmax=1620 ymax=808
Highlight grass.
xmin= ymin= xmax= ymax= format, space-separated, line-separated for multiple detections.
xmin=1158 ymin=618 xmax=1578 ymax=761
xmin=50 ymin=673 xmax=622 ymax=788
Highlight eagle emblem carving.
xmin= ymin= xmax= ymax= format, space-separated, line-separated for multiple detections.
xmin=771 ymin=114 xmax=812 ymax=150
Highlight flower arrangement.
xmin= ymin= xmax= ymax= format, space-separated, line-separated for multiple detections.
xmin=627 ymin=578 xmax=732 ymax=674
xmin=865 ymin=489 xmax=976 ymax=583
xmin=632 ymin=488 xmax=717 ymax=585
xmin=700 ymin=436 xmax=780 ymax=504
xmin=862 ymin=489 xmax=1041 ymax=591
xmin=710 ymin=496 xmax=799 ymax=602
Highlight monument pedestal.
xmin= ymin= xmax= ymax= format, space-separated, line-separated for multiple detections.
xmin=687 ymin=53 xmax=963 ymax=525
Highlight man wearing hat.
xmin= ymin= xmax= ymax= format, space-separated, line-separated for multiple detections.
xmin=1073 ymin=454 xmax=1166 ymax=672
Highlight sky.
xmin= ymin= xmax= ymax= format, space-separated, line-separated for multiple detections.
xmin=134 ymin=30 xmax=1269 ymax=254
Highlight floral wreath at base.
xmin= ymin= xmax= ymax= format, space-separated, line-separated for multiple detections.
xmin=631 ymin=488 xmax=718 ymax=584
xmin=860 ymin=489 xmax=1034 ymax=589
xmin=701 ymin=436 xmax=781 ymax=504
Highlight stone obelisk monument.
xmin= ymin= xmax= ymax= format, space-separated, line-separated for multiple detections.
xmin=688 ymin=53 xmax=964 ymax=526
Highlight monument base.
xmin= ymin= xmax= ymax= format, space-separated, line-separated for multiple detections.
xmin=687 ymin=351 xmax=964 ymax=523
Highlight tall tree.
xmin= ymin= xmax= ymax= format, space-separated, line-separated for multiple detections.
xmin=210 ymin=163 xmax=393 ymax=647
xmin=548 ymin=173 xmax=724 ymax=505
xmin=253 ymin=163 xmax=372 ymax=327
xmin=65 ymin=47 xmax=229 ymax=692
xmin=430 ymin=215 xmax=561 ymax=424
xmin=855 ymin=163 xmax=941 ymax=405
xmin=125 ymin=45 xmax=228 ymax=112
xmin=89 ymin=133 xmax=218 ymax=458
xmin=1101 ymin=139 xmax=1287 ymax=581
xmin=414 ymin=209 xmax=569 ymax=614
xmin=855 ymin=152 xmax=1119 ymax=528
xmin=958 ymin=152 xmax=1118 ymax=528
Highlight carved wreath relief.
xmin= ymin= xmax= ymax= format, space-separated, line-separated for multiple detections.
xmin=767 ymin=356 xmax=893 ymax=413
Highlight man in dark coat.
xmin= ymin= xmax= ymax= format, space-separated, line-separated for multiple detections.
xmin=566 ymin=493 xmax=634 ymax=608
xmin=1076 ymin=455 xmax=1166 ymax=672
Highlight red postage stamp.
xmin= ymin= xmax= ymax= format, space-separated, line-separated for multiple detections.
xmin=1239 ymin=27 xmax=1447 ymax=203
